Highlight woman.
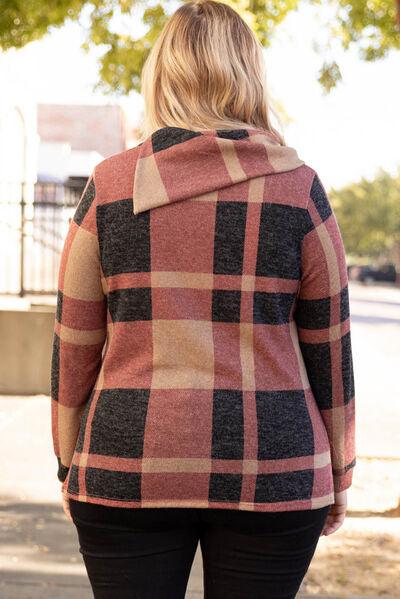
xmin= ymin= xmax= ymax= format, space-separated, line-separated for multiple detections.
xmin=50 ymin=1 xmax=356 ymax=597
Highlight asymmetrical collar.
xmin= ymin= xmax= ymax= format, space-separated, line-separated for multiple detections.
xmin=132 ymin=125 xmax=304 ymax=215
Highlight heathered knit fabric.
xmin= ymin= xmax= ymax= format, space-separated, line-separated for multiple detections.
xmin=51 ymin=125 xmax=356 ymax=512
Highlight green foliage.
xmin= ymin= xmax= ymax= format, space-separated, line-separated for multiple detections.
xmin=331 ymin=168 xmax=400 ymax=259
xmin=336 ymin=0 xmax=400 ymax=59
xmin=0 ymin=0 xmax=399 ymax=94
xmin=90 ymin=3 xmax=169 ymax=94
xmin=317 ymin=61 xmax=343 ymax=94
xmin=0 ymin=0 xmax=86 ymax=49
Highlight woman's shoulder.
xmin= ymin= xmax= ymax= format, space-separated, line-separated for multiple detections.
xmin=92 ymin=143 xmax=143 ymax=201
xmin=96 ymin=143 xmax=142 ymax=176
xmin=286 ymin=159 xmax=331 ymax=211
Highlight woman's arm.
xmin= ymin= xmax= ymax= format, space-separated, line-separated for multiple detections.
xmin=294 ymin=172 xmax=356 ymax=493
xmin=50 ymin=169 xmax=107 ymax=483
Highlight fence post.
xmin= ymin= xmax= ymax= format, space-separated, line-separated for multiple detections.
xmin=19 ymin=181 xmax=25 ymax=298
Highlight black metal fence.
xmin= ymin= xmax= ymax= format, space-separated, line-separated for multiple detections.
xmin=0 ymin=182 xmax=82 ymax=296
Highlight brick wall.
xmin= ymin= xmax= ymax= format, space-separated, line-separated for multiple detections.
xmin=37 ymin=103 xmax=127 ymax=158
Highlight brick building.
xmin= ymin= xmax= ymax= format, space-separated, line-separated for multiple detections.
xmin=37 ymin=103 xmax=128 ymax=159
xmin=37 ymin=103 xmax=130 ymax=189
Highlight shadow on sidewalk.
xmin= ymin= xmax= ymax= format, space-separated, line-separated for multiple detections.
xmin=0 ymin=498 xmax=204 ymax=598
xmin=0 ymin=499 xmax=91 ymax=598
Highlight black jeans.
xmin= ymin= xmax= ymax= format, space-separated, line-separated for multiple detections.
xmin=69 ymin=498 xmax=330 ymax=599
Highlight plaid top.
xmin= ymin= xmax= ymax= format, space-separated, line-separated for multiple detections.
xmin=51 ymin=125 xmax=356 ymax=512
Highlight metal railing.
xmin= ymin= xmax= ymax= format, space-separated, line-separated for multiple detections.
xmin=0 ymin=182 xmax=82 ymax=296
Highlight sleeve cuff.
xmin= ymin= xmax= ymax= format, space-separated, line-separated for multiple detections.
xmin=333 ymin=457 xmax=356 ymax=492
xmin=57 ymin=457 xmax=70 ymax=483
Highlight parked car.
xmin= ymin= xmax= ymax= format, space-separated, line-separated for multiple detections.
xmin=348 ymin=263 xmax=397 ymax=283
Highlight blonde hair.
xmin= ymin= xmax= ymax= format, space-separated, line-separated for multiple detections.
xmin=139 ymin=0 xmax=286 ymax=145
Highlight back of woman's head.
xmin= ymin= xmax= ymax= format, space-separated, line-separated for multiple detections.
xmin=140 ymin=0 xmax=285 ymax=144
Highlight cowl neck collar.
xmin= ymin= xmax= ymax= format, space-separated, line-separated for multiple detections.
xmin=132 ymin=125 xmax=304 ymax=215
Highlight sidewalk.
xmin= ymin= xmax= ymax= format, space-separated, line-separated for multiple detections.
xmin=1 ymin=493 xmax=400 ymax=599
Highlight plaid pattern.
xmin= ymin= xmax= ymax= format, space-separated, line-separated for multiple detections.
xmin=51 ymin=126 xmax=356 ymax=512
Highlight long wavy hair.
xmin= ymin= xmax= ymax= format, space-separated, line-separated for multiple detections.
xmin=139 ymin=0 xmax=286 ymax=145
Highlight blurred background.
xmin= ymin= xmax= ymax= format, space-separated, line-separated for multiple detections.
xmin=0 ymin=1 xmax=399 ymax=597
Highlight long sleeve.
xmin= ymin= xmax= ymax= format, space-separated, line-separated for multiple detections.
xmin=50 ymin=170 xmax=107 ymax=483
xmin=294 ymin=172 xmax=356 ymax=493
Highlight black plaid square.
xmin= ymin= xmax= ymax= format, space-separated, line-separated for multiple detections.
xmin=255 ymin=470 xmax=314 ymax=503
xmin=213 ymin=202 xmax=247 ymax=275
xmin=89 ymin=389 xmax=150 ymax=458
xmin=74 ymin=177 xmax=96 ymax=226
xmin=299 ymin=341 xmax=332 ymax=409
xmin=256 ymin=203 xmax=305 ymax=279
xmin=108 ymin=288 xmax=152 ymax=322
xmin=212 ymin=289 xmax=241 ymax=322
xmin=86 ymin=468 xmax=141 ymax=501
xmin=211 ymin=389 xmax=244 ymax=460
xmin=256 ymin=390 xmax=315 ymax=460
xmin=97 ymin=199 xmax=151 ymax=277
xmin=309 ymin=175 xmax=332 ymax=222
xmin=151 ymin=127 xmax=202 ymax=153
xmin=294 ymin=297 xmax=331 ymax=329
xmin=209 ymin=473 xmax=242 ymax=502
xmin=253 ymin=292 xmax=296 ymax=325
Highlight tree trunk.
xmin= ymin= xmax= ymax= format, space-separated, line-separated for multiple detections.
xmin=389 ymin=240 xmax=400 ymax=285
